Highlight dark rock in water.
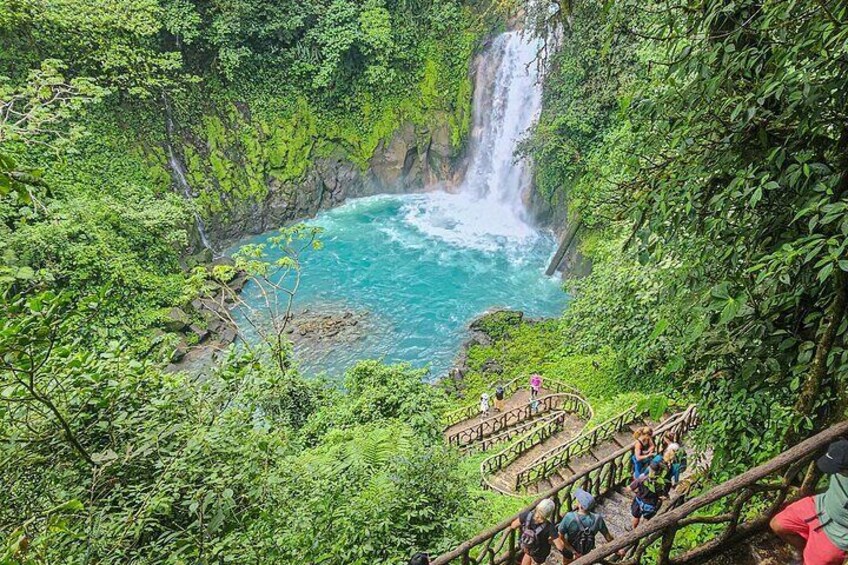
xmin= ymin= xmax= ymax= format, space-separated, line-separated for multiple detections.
xmin=210 ymin=256 xmax=235 ymax=268
xmin=480 ymin=359 xmax=503 ymax=374
xmin=164 ymin=307 xmax=191 ymax=332
xmin=228 ymin=274 xmax=248 ymax=293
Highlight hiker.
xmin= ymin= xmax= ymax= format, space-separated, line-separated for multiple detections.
xmin=480 ymin=393 xmax=491 ymax=417
xmin=632 ymin=426 xmax=656 ymax=478
xmin=511 ymin=498 xmax=564 ymax=565
xmin=629 ymin=460 xmax=666 ymax=529
xmin=408 ymin=553 xmax=430 ymax=565
xmin=494 ymin=384 xmax=506 ymax=412
xmin=770 ymin=439 xmax=848 ymax=565
xmin=651 ymin=443 xmax=685 ymax=493
xmin=558 ymin=488 xmax=623 ymax=563
xmin=530 ymin=373 xmax=542 ymax=399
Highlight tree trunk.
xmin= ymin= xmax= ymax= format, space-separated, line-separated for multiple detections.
xmin=785 ymin=267 xmax=848 ymax=446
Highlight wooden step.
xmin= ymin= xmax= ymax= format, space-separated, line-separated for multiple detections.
xmin=593 ymin=438 xmax=625 ymax=459
xmin=614 ymin=429 xmax=635 ymax=447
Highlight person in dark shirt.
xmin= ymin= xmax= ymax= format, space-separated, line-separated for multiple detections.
xmin=510 ymin=498 xmax=564 ymax=565
xmin=629 ymin=460 xmax=666 ymax=529
xmin=494 ymin=384 xmax=506 ymax=412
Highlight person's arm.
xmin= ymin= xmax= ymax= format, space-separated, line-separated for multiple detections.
xmin=553 ymin=533 xmax=567 ymax=553
xmin=557 ymin=520 xmax=576 ymax=555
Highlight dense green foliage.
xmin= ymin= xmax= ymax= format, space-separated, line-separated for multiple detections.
xmin=5 ymin=0 xmax=848 ymax=560
xmin=1 ymin=1 xmax=499 ymax=562
xmin=0 ymin=289 xmax=472 ymax=563
xmin=526 ymin=0 xmax=848 ymax=472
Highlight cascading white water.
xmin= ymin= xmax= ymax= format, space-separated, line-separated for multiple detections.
xmin=235 ymin=31 xmax=564 ymax=377
xmin=164 ymin=104 xmax=215 ymax=254
xmin=403 ymin=31 xmax=543 ymax=250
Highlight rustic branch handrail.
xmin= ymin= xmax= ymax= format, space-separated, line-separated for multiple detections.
xmin=442 ymin=376 xmax=583 ymax=429
xmin=479 ymin=400 xmax=594 ymax=495
xmin=512 ymin=405 xmax=640 ymax=491
xmin=567 ymin=419 xmax=848 ymax=565
xmin=442 ymin=375 xmax=526 ymax=428
xmin=445 ymin=392 xmax=589 ymax=448
xmin=462 ymin=411 xmax=566 ymax=455
xmin=431 ymin=406 xmax=698 ymax=565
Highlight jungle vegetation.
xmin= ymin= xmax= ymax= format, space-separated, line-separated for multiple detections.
xmin=2 ymin=0 xmax=848 ymax=562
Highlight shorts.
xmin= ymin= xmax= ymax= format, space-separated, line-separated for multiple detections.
xmin=523 ymin=549 xmax=550 ymax=564
xmin=494 ymin=398 xmax=505 ymax=411
xmin=773 ymin=497 xmax=848 ymax=565
xmin=631 ymin=498 xmax=659 ymax=520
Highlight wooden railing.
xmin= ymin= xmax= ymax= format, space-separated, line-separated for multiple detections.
xmin=463 ymin=412 xmax=568 ymax=456
xmin=431 ymin=406 xmax=698 ymax=565
xmin=442 ymin=376 xmax=525 ymax=428
xmin=480 ymin=401 xmax=595 ymax=492
xmin=512 ymin=406 xmax=640 ymax=492
xmin=445 ymin=393 xmax=589 ymax=448
xmin=442 ymin=376 xmax=583 ymax=429
xmin=570 ymin=419 xmax=848 ymax=565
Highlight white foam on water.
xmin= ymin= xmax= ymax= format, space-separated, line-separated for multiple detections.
xmin=398 ymin=31 xmax=544 ymax=254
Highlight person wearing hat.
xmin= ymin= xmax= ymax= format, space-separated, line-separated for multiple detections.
xmin=557 ymin=488 xmax=623 ymax=563
xmin=770 ymin=439 xmax=848 ymax=565
xmin=510 ymin=498 xmax=565 ymax=565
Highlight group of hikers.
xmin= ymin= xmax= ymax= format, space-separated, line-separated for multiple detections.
xmin=478 ymin=373 xmax=542 ymax=418
xmin=419 ymin=375 xmax=848 ymax=564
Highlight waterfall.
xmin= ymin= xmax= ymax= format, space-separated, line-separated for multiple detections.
xmin=402 ymin=31 xmax=544 ymax=251
xmin=462 ymin=31 xmax=542 ymax=219
xmin=163 ymin=100 xmax=216 ymax=254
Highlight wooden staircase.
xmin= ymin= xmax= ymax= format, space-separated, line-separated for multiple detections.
xmin=504 ymin=408 xmax=670 ymax=494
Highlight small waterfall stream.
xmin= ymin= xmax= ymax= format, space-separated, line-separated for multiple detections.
xmin=163 ymin=101 xmax=215 ymax=254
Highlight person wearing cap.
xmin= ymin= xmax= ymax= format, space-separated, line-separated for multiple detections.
xmin=770 ymin=439 xmax=848 ymax=565
xmin=557 ymin=488 xmax=623 ymax=563
xmin=510 ymin=498 xmax=565 ymax=565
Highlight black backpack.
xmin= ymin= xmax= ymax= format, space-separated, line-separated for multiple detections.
xmin=570 ymin=513 xmax=601 ymax=556
xmin=520 ymin=514 xmax=546 ymax=554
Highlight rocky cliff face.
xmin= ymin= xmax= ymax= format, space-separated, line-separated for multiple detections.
xmin=230 ymin=118 xmax=465 ymax=245
xmin=157 ymin=88 xmax=470 ymax=251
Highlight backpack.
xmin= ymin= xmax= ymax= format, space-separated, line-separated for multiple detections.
xmin=570 ymin=513 xmax=601 ymax=556
xmin=636 ymin=497 xmax=657 ymax=516
xmin=495 ymin=386 xmax=505 ymax=400
xmin=520 ymin=513 xmax=546 ymax=554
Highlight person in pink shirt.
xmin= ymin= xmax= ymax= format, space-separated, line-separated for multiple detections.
xmin=530 ymin=373 xmax=542 ymax=399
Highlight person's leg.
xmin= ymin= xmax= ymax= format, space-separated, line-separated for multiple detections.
xmin=803 ymin=518 xmax=848 ymax=565
xmin=630 ymin=499 xmax=641 ymax=530
xmin=520 ymin=553 xmax=534 ymax=565
xmin=769 ymin=497 xmax=815 ymax=559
